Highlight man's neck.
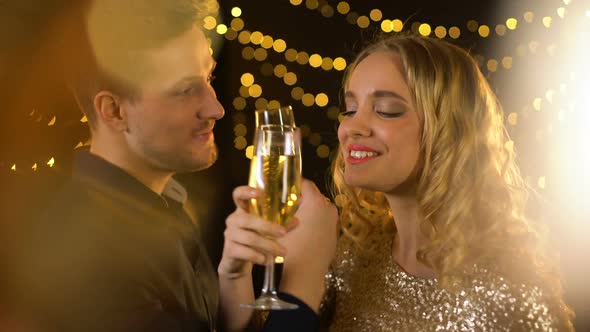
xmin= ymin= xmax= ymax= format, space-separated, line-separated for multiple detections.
xmin=90 ymin=140 xmax=173 ymax=195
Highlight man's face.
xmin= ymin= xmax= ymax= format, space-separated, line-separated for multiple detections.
xmin=120 ymin=26 xmax=224 ymax=173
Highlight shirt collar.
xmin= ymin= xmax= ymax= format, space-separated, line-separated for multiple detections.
xmin=72 ymin=150 xmax=187 ymax=209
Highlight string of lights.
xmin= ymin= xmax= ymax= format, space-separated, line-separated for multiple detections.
xmin=5 ymin=0 xmax=589 ymax=179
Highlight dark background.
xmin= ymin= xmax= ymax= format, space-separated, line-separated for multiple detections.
xmin=1 ymin=0 xmax=588 ymax=329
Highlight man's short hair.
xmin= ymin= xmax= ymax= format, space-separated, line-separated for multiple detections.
xmin=68 ymin=0 xmax=207 ymax=129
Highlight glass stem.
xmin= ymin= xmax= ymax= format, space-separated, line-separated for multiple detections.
xmin=261 ymin=257 xmax=277 ymax=296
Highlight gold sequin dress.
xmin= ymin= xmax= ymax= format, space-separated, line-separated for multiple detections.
xmin=321 ymin=229 xmax=560 ymax=331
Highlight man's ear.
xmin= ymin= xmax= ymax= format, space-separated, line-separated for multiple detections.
xmin=93 ymin=91 xmax=128 ymax=132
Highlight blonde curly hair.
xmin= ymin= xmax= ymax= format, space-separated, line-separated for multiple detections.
xmin=331 ymin=33 xmax=573 ymax=330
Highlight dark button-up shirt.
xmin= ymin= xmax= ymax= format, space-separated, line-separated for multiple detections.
xmin=11 ymin=151 xmax=218 ymax=332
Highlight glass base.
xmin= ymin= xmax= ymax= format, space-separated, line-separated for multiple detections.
xmin=240 ymin=294 xmax=299 ymax=310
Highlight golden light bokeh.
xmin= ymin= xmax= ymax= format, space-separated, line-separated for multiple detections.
xmin=225 ymin=29 xmax=237 ymax=40
xmin=216 ymin=24 xmax=227 ymax=35
xmin=506 ymin=18 xmax=518 ymax=30
xmin=285 ymin=48 xmax=298 ymax=62
xmin=233 ymin=97 xmax=247 ymax=110
xmin=478 ymin=25 xmax=490 ymax=37
xmin=523 ymin=11 xmax=535 ymax=23
xmin=381 ymin=19 xmax=392 ymax=33
xmin=357 ymin=16 xmax=370 ymax=29
xmin=249 ymin=84 xmax=262 ymax=98
xmin=291 ymin=87 xmax=305 ymax=100
xmin=283 ymin=72 xmax=298 ymax=85
xmin=486 ymin=59 xmax=498 ymax=72
xmin=333 ymin=57 xmax=347 ymax=71
xmin=301 ymin=93 xmax=315 ymax=106
xmin=253 ymin=48 xmax=268 ymax=61
xmin=239 ymin=85 xmax=250 ymax=98
xmin=508 ymin=112 xmax=518 ymax=126
xmin=255 ymin=98 xmax=268 ymax=110
xmin=533 ymin=98 xmax=542 ymax=111
xmin=305 ymin=0 xmax=319 ymax=10
xmin=48 ymin=116 xmax=56 ymax=126
xmin=240 ymin=73 xmax=254 ymax=87
xmin=392 ymin=19 xmax=404 ymax=32
xmin=296 ymin=51 xmax=310 ymax=65
xmin=467 ymin=20 xmax=479 ymax=32
xmin=309 ymin=54 xmax=323 ymax=68
xmin=238 ymin=31 xmax=251 ymax=44
xmin=267 ymin=100 xmax=281 ymax=109
xmin=448 ymin=26 xmax=461 ymax=39
xmin=47 ymin=157 xmax=55 ymax=168
xmin=418 ymin=23 xmax=431 ymax=36
xmin=434 ymin=26 xmax=447 ymax=38
xmin=203 ymin=16 xmax=217 ymax=30
xmin=231 ymin=7 xmax=242 ymax=17
xmin=502 ymin=56 xmax=513 ymax=69
xmin=245 ymin=145 xmax=254 ymax=159
xmin=369 ymin=9 xmax=383 ymax=22
xmin=543 ymin=16 xmax=553 ymax=28
xmin=504 ymin=140 xmax=515 ymax=152
xmin=321 ymin=57 xmax=334 ymax=70
xmin=495 ymin=24 xmax=507 ymax=36
xmin=336 ymin=1 xmax=350 ymax=14
xmin=250 ymin=31 xmax=264 ymax=44
xmin=317 ymin=144 xmax=330 ymax=158
xmin=273 ymin=39 xmax=287 ymax=53
xmin=241 ymin=46 xmax=254 ymax=60
xmin=290 ymin=0 xmax=303 ymax=5
xmin=321 ymin=5 xmax=334 ymax=18
xmin=538 ymin=176 xmax=546 ymax=189
xmin=234 ymin=136 xmax=247 ymax=150
xmin=315 ymin=93 xmax=329 ymax=107
xmin=261 ymin=35 xmax=274 ymax=49
xmin=346 ymin=12 xmax=359 ymax=25
xmin=274 ymin=64 xmax=287 ymax=78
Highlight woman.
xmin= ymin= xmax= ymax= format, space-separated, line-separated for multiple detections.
xmin=218 ymin=33 xmax=574 ymax=331
xmin=320 ymin=34 xmax=574 ymax=331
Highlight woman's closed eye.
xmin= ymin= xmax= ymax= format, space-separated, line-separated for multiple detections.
xmin=375 ymin=104 xmax=406 ymax=118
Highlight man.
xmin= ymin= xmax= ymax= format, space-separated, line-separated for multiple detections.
xmin=10 ymin=1 xmax=222 ymax=331
xmin=8 ymin=0 xmax=337 ymax=331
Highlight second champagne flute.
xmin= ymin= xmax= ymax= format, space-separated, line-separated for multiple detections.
xmin=241 ymin=125 xmax=302 ymax=310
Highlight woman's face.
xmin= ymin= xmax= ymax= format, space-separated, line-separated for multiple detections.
xmin=338 ymin=51 xmax=422 ymax=195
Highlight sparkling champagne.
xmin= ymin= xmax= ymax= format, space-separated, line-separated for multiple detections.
xmin=248 ymin=153 xmax=301 ymax=225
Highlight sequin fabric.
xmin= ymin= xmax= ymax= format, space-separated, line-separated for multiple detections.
xmin=321 ymin=229 xmax=559 ymax=331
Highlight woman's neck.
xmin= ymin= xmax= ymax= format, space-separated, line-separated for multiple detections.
xmin=386 ymin=195 xmax=436 ymax=279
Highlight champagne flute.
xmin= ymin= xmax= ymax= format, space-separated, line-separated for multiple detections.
xmin=255 ymin=105 xmax=295 ymax=128
xmin=241 ymin=123 xmax=302 ymax=310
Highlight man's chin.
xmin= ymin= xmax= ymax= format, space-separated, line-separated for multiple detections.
xmin=181 ymin=149 xmax=218 ymax=173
